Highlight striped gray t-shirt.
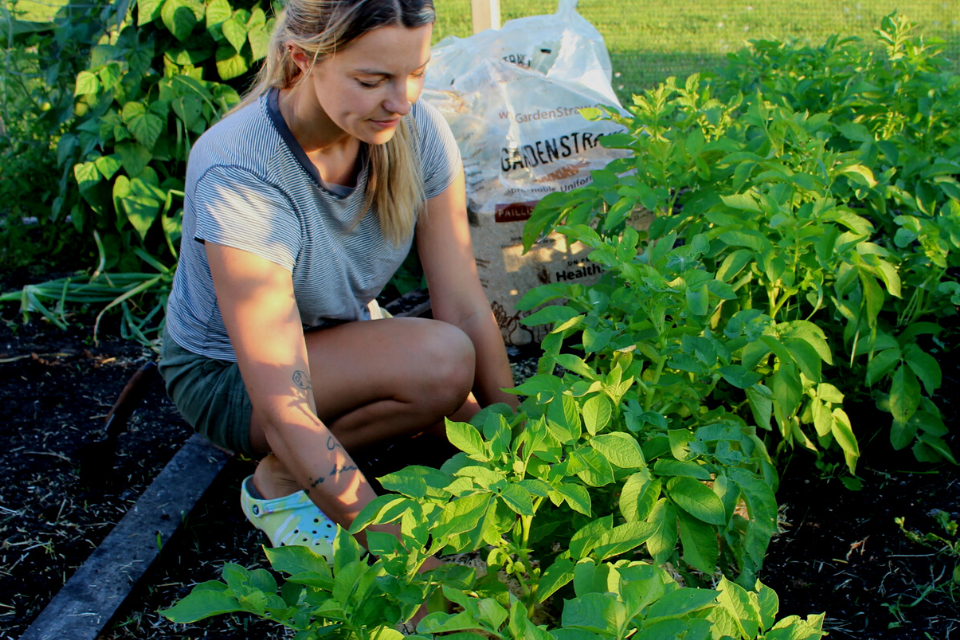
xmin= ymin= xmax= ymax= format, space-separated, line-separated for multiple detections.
xmin=165 ymin=90 xmax=461 ymax=362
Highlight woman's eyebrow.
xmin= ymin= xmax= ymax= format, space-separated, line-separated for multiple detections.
xmin=354 ymin=58 xmax=432 ymax=77
xmin=355 ymin=68 xmax=391 ymax=77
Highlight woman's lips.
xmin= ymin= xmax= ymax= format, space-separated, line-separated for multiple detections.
xmin=370 ymin=118 xmax=400 ymax=129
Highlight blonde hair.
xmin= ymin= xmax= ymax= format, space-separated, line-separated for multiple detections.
xmin=237 ymin=0 xmax=436 ymax=244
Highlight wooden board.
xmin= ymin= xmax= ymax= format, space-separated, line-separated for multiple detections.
xmin=471 ymin=0 xmax=501 ymax=33
xmin=20 ymin=434 xmax=231 ymax=640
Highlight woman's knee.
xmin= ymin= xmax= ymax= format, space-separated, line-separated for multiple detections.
xmin=414 ymin=320 xmax=475 ymax=413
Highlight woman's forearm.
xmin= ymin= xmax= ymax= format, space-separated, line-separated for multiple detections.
xmin=259 ymin=404 xmax=408 ymax=549
xmin=258 ymin=398 xmax=376 ymax=522
xmin=454 ymin=306 xmax=519 ymax=410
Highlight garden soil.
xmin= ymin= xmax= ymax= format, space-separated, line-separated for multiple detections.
xmin=1 ymin=303 xmax=958 ymax=639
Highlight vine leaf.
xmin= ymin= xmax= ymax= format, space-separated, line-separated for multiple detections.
xmin=113 ymin=167 xmax=165 ymax=240
xmin=74 ymin=71 xmax=100 ymax=96
xmin=205 ymin=0 xmax=232 ymax=34
xmin=221 ymin=13 xmax=248 ymax=52
xmin=216 ymin=45 xmax=249 ymax=80
xmin=248 ymin=24 xmax=271 ymax=61
xmin=137 ymin=0 xmax=164 ymax=26
xmin=172 ymin=95 xmax=203 ymax=130
xmin=122 ymin=102 xmax=164 ymax=150
xmin=161 ymin=0 xmax=198 ymax=42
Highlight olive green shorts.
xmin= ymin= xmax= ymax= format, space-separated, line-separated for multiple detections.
xmin=157 ymin=301 xmax=391 ymax=457
xmin=158 ymin=326 xmax=254 ymax=456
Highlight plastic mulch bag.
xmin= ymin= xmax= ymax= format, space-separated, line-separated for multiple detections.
xmin=421 ymin=0 xmax=630 ymax=345
xmin=423 ymin=0 xmax=626 ymax=215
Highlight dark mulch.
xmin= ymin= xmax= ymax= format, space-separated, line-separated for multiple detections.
xmin=761 ymin=337 xmax=960 ymax=640
xmin=1 ymin=301 xmax=958 ymax=639
xmin=0 ymin=312 xmax=194 ymax=639
xmin=764 ymin=462 xmax=959 ymax=640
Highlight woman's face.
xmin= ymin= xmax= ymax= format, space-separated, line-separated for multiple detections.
xmin=303 ymin=23 xmax=433 ymax=145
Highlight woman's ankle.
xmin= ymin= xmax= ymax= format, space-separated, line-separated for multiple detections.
xmin=253 ymin=453 xmax=302 ymax=500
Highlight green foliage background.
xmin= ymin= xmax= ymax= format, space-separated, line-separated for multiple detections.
xmin=2 ymin=0 xmax=957 ymax=276
xmin=0 ymin=1 xmax=956 ymax=635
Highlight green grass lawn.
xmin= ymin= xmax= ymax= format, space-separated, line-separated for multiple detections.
xmin=433 ymin=0 xmax=960 ymax=100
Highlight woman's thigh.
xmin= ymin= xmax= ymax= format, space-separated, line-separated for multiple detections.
xmin=250 ymin=317 xmax=476 ymax=453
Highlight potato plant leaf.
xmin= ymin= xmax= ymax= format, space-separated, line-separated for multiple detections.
xmin=831 ymin=408 xmax=860 ymax=472
xmin=715 ymin=578 xmax=761 ymax=638
xmin=677 ymin=510 xmax=719 ymax=574
xmin=719 ymin=365 xmax=762 ymax=389
xmin=590 ymin=432 xmax=644 ymax=469
xmin=499 ymin=484 xmax=534 ymax=516
xmin=746 ymin=384 xmax=773 ymax=430
xmin=521 ymin=304 xmax=579 ymax=327
xmin=902 ymin=344 xmax=941 ymax=395
xmin=645 ymin=499 xmax=678 ymax=564
xmin=582 ymin=394 xmax=612 ymax=435
xmin=648 ymin=587 xmax=719 ymax=620
xmin=570 ymin=516 xmax=614 ymax=560
xmin=537 ymin=559 xmax=575 ymax=603
xmin=783 ymin=338 xmax=822 ymax=383
xmin=593 ymin=521 xmax=655 ymax=562
xmin=889 ymin=365 xmax=921 ymax=426
xmin=866 ymin=348 xmax=900 ymax=385
xmin=445 ymin=419 xmax=489 ymax=461
xmin=572 ymin=448 xmax=615 ymax=487
xmin=619 ymin=473 xmax=661 ymax=522
xmin=555 ymin=483 xmax=592 ymax=516
xmin=667 ymin=477 xmax=726 ymax=525
xmin=161 ymin=588 xmax=243 ymax=623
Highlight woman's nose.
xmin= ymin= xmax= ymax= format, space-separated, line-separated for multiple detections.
xmin=384 ymin=80 xmax=415 ymax=116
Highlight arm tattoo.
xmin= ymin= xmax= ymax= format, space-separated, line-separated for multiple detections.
xmin=307 ymin=464 xmax=359 ymax=490
xmin=292 ymin=370 xmax=312 ymax=392
xmin=330 ymin=464 xmax=359 ymax=479
xmin=326 ymin=435 xmax=343 ymax=451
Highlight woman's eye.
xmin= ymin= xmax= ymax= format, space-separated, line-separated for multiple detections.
xmin=357 ymin=79 xmax=380 ymax=88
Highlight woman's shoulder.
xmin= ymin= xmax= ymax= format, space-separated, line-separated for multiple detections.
xmin=190 ymin=95 xmax=280 ymax=175
xmin=411 ymin=99 xmax=461 ymax=198
xmin=411 ymin=99 xmax=451 ymax=140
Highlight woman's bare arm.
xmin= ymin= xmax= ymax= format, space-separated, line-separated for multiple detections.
xmin=416 ymin=168 xmax=518 ymax=410
xmin=205 ymin=242 xmax=378 ymax=530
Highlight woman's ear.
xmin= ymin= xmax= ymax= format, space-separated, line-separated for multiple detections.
xmin=288 ymin=45 xmax=313 ymax=75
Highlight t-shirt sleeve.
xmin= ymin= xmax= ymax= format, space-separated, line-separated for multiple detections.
xmin=192 ymin=166 xmax=301 ymax=272
xmin=413 ymin=100 xmax=462 ymax=200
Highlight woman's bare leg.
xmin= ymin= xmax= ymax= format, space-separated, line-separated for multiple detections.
xmin=251 ymin=317 xmax=482 ymax=499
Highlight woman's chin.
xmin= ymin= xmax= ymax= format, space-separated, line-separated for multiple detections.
xmin=363 ymin=120 xmax=400 ymax=145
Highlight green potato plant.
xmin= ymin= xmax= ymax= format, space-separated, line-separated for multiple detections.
xmin=163 ymin=436 xmax=821 ymax=640
xmin=523 ymin=13 xmax=957 ymax=469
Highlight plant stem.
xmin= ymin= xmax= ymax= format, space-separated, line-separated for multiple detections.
xmin=644 ymin=337 xmax=668 ymax=412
